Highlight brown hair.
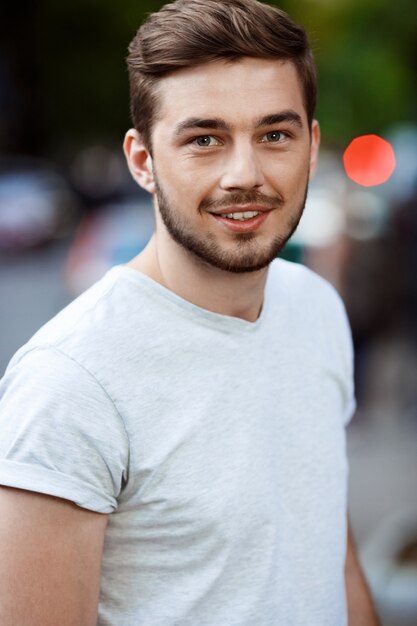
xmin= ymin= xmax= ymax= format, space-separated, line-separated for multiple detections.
xmin=127 ymin=0 xmax=317 ymax=153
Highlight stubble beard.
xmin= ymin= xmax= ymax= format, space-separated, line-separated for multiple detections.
xmin=154 ymin=171 xmax=309 ymax=274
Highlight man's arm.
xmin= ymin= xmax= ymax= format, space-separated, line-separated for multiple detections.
xmin=345 ymin=516 xmax=380 ymax=626
xmin=0 ymin=486 xmax=109 ymax=626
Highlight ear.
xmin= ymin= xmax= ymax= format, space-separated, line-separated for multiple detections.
xmin=308 ymin=119 xmax=321 ymax=181
xmin=123 ymin=129 xmax=155 ymax=194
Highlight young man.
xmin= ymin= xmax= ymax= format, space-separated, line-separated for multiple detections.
xmin=0 ymin=1 xmax=379 ymax=624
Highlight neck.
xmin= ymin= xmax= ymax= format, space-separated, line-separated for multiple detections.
xmin=126 ymin=231 xmax=269 ymax=323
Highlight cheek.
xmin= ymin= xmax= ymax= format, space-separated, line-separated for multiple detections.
xmin=157 ymin=168 xmax=209 ymax=213
xmin=181 ymin=160 xmax=224 ymax=196
xmin=266 ymin=169 xmax=306 ymax=199
xmin=268 ymin=153 xmax=310 ymax=189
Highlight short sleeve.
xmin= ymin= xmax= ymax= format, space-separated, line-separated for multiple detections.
xmin=0 ymin=346 xmax=129 ymax=513
xmin=310 ymin=270 xmax=357 ymax=428
xmin=331 ymin=290 xmax=357 ymax=427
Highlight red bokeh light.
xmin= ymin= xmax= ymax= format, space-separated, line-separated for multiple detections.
xmin=343 ymin=134 xmax=396 ymax=187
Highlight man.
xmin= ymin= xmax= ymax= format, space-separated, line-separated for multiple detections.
xmin=0 ymin=1 xmax=379 ymax=624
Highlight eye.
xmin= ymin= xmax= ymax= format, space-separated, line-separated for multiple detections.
xmin=261 ymin=130 xmax=287 ymax=143
xmin=191 ymin=135 xmax=221 ymax=147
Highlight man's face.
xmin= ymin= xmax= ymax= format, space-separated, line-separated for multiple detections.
xmin=143 ymin=57 xmax=319 ymax=273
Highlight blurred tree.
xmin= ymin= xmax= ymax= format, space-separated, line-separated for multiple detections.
xmin=278 ymin=0 xmax=417 ymax=145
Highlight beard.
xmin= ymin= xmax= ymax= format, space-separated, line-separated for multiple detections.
xmin=154 ymin=171 xmax=309 ymax=274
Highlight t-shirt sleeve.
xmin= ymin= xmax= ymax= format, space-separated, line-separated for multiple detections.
xmin=342 ymin=342 xmax=356 ymax=427
xmin=329 ymin=288 xmax=357 ymax=428
xmin=0 ymin=346 xmax=129 ymax=513
xmin=307 ymin=268 xmax=357 ymax=428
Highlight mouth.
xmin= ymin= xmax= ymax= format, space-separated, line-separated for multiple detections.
xmin=208 ymin=205 xmax=273 ymax=220
xmin=208 ymin=207 xmax=272 ymax=233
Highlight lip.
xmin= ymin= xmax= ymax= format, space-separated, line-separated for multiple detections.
xmin=210 ymin=209 xmax=271 ymax=233
xmin=208 ymin=204 xmax=272 ymax=215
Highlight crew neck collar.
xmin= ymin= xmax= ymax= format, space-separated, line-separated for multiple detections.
xmin=107 ymin=263 xmax=274 ymax=333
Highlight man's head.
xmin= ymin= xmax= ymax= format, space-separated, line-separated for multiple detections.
xmin=124 ymin=0 xmax=320 ymax=274
xmin=127 ymin=0 xmax=317 ymax=155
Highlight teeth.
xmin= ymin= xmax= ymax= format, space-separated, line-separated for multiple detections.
xmin=220 ymin=211 xmax=261 ymax=221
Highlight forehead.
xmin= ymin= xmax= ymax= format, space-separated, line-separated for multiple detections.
xmin=154 ymin=57 xmax=307 ymax=131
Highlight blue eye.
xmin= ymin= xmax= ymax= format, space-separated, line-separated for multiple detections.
xmin=263 ymin=131 xmax=285 ymax=142
xmin=192 ymin=135 xmax=219 ymax=147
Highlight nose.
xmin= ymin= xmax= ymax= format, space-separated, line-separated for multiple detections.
xmin=219 ymin=142 xmax=265 ymax=191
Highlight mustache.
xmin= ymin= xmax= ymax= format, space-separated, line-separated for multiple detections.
xmin=199 ymin=190 xmax=284 ymax=212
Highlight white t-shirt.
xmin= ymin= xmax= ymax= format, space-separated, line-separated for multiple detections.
xmin=0 ymin=259 xmax=355 ymax=626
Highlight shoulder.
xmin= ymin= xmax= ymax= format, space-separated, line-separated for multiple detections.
xmin=269 ymin=258 xmax=345 ymax=311
xmin=268 ymin=258 xmax=353 ymax=358
xmin=6 ymin=267 xmax=136 ymax=376
xmin=9 ymin=271 xmax=114 ymax=353
xmin=268 ymin=260 xmax=356 ymax=424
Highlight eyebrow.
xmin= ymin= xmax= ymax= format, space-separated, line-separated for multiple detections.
xmin=255 ymin=111 xmax=303 ymax=129
xmin=174 ymin=109 xmax=304 ymax=136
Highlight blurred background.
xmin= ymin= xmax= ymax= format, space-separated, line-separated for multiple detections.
xmin=0 ymin=0 xmax=416 ymax=623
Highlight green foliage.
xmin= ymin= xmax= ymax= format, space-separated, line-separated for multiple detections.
xmin=277 ymin=0 xmax=417 ymax=145
xmin=35 ymin=0 xmax=416 ymax=153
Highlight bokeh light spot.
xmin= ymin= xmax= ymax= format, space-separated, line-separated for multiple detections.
xmin=343 ymin=134 xmax=396 ymax=187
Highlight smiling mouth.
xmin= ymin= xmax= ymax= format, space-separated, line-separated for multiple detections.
xmin=208 ymin=205 xmax=273 ymax=220
xmin=209 ymin=209 xmax=271 ymax=232
xmin=217 ymin=209 xmax=264 ymax=221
